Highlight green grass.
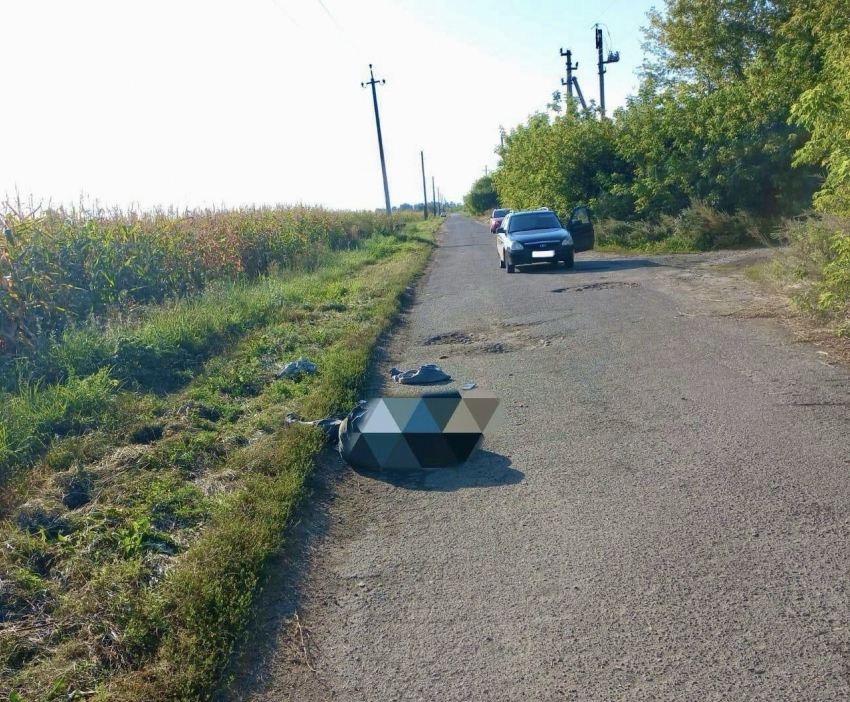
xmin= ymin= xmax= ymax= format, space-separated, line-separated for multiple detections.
xmin=0 ymin=219 xmax=440 ymax=702
xmin=0 ymin=227 xmax=431 ymax=491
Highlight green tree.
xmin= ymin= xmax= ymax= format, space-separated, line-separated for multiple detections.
xmin=789 ymin=0 xmax=850 ymax=215
xmin=463 ymin=176 xmax=499 ymax=214
xmin=643 ymin=0 xmax=792 ymax=89
xmin=494 ymin=104 xmax=632 ymax=222
xmin=634 ymin=0 xmax=819 ymax=217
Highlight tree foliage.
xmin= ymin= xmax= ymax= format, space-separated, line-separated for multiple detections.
xmin=494 ymin=103 xmax=631 ymax=223
xmin=472 ymin=0 xmax=850 ymax=229
xmin=789 ymin=0 xmax=850 ymax=215
xmin=463 ymin=175 xmax=499 ymax=214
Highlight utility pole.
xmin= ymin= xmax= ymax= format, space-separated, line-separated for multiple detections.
xmin=361 ymin=64 xmax=392 ymax=216
xmin=572 ymin=77 xmax=588 ymax=111
xmin=559 ymin=48 xmax=578 ymax=100
xmin=595 ymin=26 xmax=620 ymax=118
xmin=432 ymin=176 xmax=436 ymax=221
xmin=484 ymin=166 xmax=489 ymax=176
xmin=420 ymin=151 xmax=428 ymax=219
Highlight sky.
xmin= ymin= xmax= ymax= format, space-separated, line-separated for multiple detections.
xmin=2 ymin=0 xmax=660 ymax=212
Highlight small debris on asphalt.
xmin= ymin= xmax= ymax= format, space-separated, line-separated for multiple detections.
xmin=389 ymin=364 xmax=451 ymax=385
xmin=462 ymin=382 xmax=477 ymax=390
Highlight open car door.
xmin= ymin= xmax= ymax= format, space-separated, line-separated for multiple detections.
xmin=568 ymin=205 xmax=594 ymax=253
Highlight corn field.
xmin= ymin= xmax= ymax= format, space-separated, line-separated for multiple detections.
xmin=0 ymin=201 xmax=397 ymax=356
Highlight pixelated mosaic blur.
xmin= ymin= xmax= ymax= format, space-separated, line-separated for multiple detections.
xmin=339 ymin=390 xmax=504 ymax=470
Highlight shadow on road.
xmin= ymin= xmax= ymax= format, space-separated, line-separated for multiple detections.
xmin=215 ymin=448 xmax=522 ymax=701
xmin=515 ymin=258 xmax=660 ymax=275
xmin=353 ymin=449 xmax=523 ymax=492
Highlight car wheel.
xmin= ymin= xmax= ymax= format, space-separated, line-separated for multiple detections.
xmin=564 ymin=252 xmax=575 ymax=269
xmin=506 ymin=261 xmax=516 ymax=274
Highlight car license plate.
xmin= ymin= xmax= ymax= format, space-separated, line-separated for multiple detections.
xmin=532 ymin=250 xmax=555 ymax=258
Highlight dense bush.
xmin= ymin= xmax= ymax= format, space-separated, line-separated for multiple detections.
xmin=774 ymin=215 xmax=850 ymax=330
xmin=596 ymin=203 xmax=770 ymax=252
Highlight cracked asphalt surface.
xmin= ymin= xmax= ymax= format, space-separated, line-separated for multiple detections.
xmin=228 ymin=215 xmax=850 ymax=701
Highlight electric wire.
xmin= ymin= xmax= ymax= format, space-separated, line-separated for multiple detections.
xmin=266 ymin=0 xmax=299 ymax=26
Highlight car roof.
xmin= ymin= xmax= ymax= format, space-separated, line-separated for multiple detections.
xmin=508 ymin=208 xmax=556 ymax=216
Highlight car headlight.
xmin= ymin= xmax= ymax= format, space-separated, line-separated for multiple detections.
xmin=509 ymin=241 xmax=524 ymax=252
xmin=561 ymin=235 xmax=573 ymax=246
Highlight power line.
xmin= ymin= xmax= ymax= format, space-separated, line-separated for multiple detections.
xmin=309 ymin=0 xmax=371 ymax=72
xmin=315 ymin=0 xmax=341 ymax=30
xmin=598 ymin=0 xmax=621 ymax=20
xmin=265 ymin=0 xmax=299 ymax=26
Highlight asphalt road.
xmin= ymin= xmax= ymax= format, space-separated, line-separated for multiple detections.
xmin=230 ymin=215 xmax=850 ymax=701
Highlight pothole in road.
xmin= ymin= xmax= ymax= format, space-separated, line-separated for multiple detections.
xmin=551 ymin=281 xmax=640 ymax=293
xmin=437 ymin=340 xmax=519 ymax=356
xmin=423 ymin=331 xmax=477 ymax=345
xmin=423 ymin=322 xmax=546 ymax=357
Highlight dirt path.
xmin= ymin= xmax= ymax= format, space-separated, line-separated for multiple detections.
xmin=221 ymin=216 xmax=850 ymax=701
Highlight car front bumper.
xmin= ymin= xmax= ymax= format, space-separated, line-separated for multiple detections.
xmin=506 ymin=245 xmax=573 ymax=265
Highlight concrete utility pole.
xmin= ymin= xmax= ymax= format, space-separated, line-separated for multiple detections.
xmin=420 ymin=151 xmax=429 ymax=219
xmin=595 ymin=26 xmax=620 ymax=118
xmin=558 ymin=47 xmax=588 ymax=111
xmin=432 ymin=176 xmax=437 ymax=221
xmin=362 ymin=64 xmax=392 ymax=216
xmin=559 ymin=48 xmax=578 ymax=100
xmin=572 ymin=76 xmax=588 ymax=111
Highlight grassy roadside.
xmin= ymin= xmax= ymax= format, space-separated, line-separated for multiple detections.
xmin=593 ymin=204 xmax=775 ymax=253
xmin=0 ymin=219 xmax=440 ymax=701
xmin=745 ymin=214 xmax=850 ymax=336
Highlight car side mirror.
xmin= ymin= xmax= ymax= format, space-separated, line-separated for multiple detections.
xmin=496 ymin=226 xmax=505 ymax=234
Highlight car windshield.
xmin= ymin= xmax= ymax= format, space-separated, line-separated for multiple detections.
xmin=508 ymin=212 xmax=561 ymax=233
xmin=493 ymin=209 xmax=509 ymax=217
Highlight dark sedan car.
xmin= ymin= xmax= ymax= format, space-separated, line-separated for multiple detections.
xmin=489 ymin=208 xmax=511 ymax=233
xmin=495 ymin=207 xmax=594 ymax=273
